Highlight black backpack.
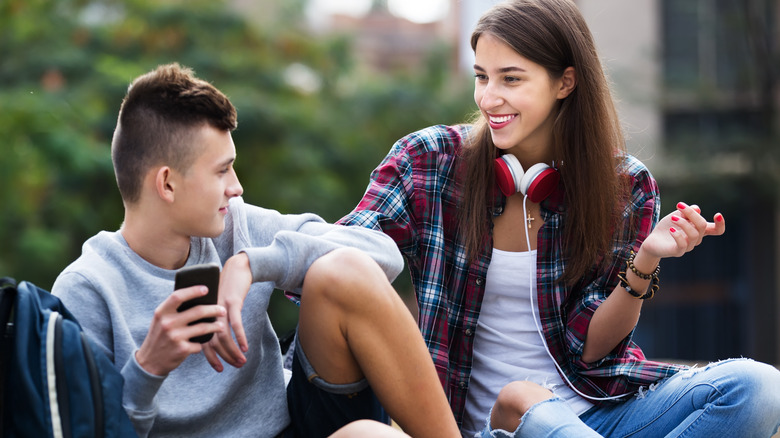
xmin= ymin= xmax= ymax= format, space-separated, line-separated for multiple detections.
xmin=0 ymin=277 xmax=136 ymax=437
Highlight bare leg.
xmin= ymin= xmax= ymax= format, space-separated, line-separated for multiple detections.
xmin=298 ymin=247 xmax=459 ymax=438
xmin=491 ymin=381 xmax=555 ymax=432
xmin=329 ymin=420 xmax=410 ymax=438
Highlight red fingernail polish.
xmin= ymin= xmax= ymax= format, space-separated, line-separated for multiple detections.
xmin=715 ymin=214 xmax=723 ymax=222
xmin=677 ymin=202 xmax=687 ymax=210
xmin=670 ymin=227 xmax=677 ymax=233
xmin=671 ymin=216 xmax=679 ymax=222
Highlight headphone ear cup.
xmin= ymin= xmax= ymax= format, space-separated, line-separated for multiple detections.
xmin=495 ymin=155 xmax=559 ymax=201
xmin=521 ymin=163 xmax=560 ymax=203
xmin=494 ymin=155 xmax=525 ymax=197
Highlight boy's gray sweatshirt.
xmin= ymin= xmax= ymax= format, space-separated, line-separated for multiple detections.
xmin=52 ymin=197 xmax=404 ymax=437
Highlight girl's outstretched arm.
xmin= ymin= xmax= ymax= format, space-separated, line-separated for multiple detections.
xmin=581 ymin=202 xmax=725 ymax=363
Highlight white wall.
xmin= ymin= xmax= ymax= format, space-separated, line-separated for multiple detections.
xmin=578 ymin=0 xmax=662 ymax=167
xmin=457 ymin=0 xmax=504 ymax=72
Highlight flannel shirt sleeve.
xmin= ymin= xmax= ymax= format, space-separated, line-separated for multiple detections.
xmin=337 ymin=140 xmax=419 ymax=260
xmin=565 ymin=156 xmax=661 ymax=369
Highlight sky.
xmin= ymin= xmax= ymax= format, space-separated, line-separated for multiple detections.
xmin=306 ymin=0 xmax=451 ymax=24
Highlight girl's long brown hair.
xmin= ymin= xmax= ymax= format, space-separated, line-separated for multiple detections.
xmin=459 ymin=0 xmax=627 ymax=285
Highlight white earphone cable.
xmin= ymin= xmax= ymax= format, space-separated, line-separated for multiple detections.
xmin=522 ymin=194 xmax=631 ymax=401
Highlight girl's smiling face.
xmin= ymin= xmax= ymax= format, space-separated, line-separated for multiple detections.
xmin=473 ymin=33 xmax=574 ymax=165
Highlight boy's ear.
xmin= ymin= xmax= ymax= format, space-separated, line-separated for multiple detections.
xmin=557 ymin=66 xmax=577 ymax=99
xmin=154 ymin=166 xmax=176 ymax=203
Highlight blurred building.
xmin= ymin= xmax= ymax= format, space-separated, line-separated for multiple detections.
xmin=307 ymin=0 xmax=460 ymax=73
xmin=575 ymin=0 xmax=779 ymax=366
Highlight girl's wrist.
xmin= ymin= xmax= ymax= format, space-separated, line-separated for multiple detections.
xmin=633 ymin=247 xmax=660 ymax=277
xmin=618 ymin=248 xmax=661 ymax=300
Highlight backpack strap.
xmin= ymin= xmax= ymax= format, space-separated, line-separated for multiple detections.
xmin=0 ymin=277 xmax=16 ymax=337
xmin=0 ymin=277 xmax=18 ymax=435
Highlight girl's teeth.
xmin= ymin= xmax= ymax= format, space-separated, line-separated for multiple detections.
xmin=491 ymin=115 xmax=513 ymax=123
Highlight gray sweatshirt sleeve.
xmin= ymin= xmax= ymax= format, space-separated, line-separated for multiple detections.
xmin=120 ymin=355 xmax=165 ymax=437
xmin=231 ymin=200 xmax=404 ymax=292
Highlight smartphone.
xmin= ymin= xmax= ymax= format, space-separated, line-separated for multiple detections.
xmin=175 ymin=263 xmax=220 ymax=343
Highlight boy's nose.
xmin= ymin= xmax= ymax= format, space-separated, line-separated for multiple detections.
xmin=227 ymin=169 xmax=243 ymax=197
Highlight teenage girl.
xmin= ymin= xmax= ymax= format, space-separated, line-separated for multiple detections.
xmin=338 ymin=0 xmax=780 ymax=436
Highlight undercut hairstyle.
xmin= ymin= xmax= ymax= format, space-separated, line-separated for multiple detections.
xmin=459 ymin=0 xmax=628 ymax=285
xmin=111 ymin=63 xmax=237 ymax=204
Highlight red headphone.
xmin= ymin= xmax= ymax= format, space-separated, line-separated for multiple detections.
xmin=494 ymin=154 xmax=560 ymax=203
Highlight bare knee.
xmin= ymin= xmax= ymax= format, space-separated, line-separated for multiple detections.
xmin=304 ymin=247 xmax=395 ymax=308
xmin=491 ymin=381 xmax=554 ymax=432
xmin=329 ymin=420 xmax=410 ymax=438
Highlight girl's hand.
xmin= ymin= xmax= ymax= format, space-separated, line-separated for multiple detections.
xmin=641 ymin=202 xmax=725 ymax=259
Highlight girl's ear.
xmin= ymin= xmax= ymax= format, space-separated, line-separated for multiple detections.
xmin=154 ymin=166 xmax=176 ymax=203
xmin=557 ymin=67 xmax=577 ymax=99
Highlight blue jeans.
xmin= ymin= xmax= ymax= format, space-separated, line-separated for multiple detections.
xmin=478 ymin=359 xmax=780 ymax=437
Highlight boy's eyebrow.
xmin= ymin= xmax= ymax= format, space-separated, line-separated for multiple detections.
xmin=217 ymin=156 xmax=236 ymax=167
xmin=473 ymin=64 xmax=527 ymax=73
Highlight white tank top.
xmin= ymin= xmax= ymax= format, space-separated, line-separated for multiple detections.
xmin=461 ymin=248 xmax=593 ymax=437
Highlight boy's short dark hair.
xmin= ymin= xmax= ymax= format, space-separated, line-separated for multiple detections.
xmin=111 ymin=63 xmax=238 ymax=204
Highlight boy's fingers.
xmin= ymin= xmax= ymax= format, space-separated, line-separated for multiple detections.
xmin=202 ymin=340 xmax=224 ymax=372
xmin=177 ymin=304 xmax=225 ymax=327
xmin=166 ymin=285 xmax=208 ymax=313
xmin=211 ymin=324 xmax=246 ymax=368
xmin=229 ymin=307 xmax=249 ymax=353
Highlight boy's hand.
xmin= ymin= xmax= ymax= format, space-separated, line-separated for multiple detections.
xmin=135 ymin=286 xmax=226 ymax=376
xmin=202 ymin=252 xmax=252 ymax=372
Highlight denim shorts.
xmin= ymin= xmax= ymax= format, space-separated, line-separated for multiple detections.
xmin=283 ymin=335 xmax=389 ymax=438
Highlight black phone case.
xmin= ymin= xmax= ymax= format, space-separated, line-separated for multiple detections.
xmin=175 ymin=263 xmax=220 ymax=343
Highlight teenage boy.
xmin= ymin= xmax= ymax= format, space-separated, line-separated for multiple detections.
xmin=52 ymin=63 xmax=458 ymax=438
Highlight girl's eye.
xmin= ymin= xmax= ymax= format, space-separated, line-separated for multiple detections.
xmin=505 ymin=76 xmax=520 ymax=83
xmin=474 ymin=74 xmax=487 ymax=81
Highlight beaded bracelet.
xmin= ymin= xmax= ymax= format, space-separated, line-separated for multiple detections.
xmin=627 ymin=249 xmax=660 ymax=280
xmin=617 ymin=272 xmax=658 ymax=299
xmin=618 ymin=250 xmax=660 ymax=300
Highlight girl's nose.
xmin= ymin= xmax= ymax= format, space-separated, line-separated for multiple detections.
xmin=478 ymin=83 xmax=504 ymax=110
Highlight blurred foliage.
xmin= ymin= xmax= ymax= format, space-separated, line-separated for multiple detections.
xmin=0 ymin=0 xmax=474 ymax=332
xmin=0 ymin=0 xmax=473 ymax=288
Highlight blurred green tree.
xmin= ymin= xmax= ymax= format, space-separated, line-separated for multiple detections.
xmin=0 ymin=0 xmax=474 ymax=333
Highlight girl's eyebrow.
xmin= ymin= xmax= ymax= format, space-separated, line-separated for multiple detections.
xmin=473 ymin=64 xmax=527 ymax=73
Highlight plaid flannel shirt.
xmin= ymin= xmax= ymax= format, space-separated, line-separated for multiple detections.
xmin=338 ymin=124 xmax=686 ymax=425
